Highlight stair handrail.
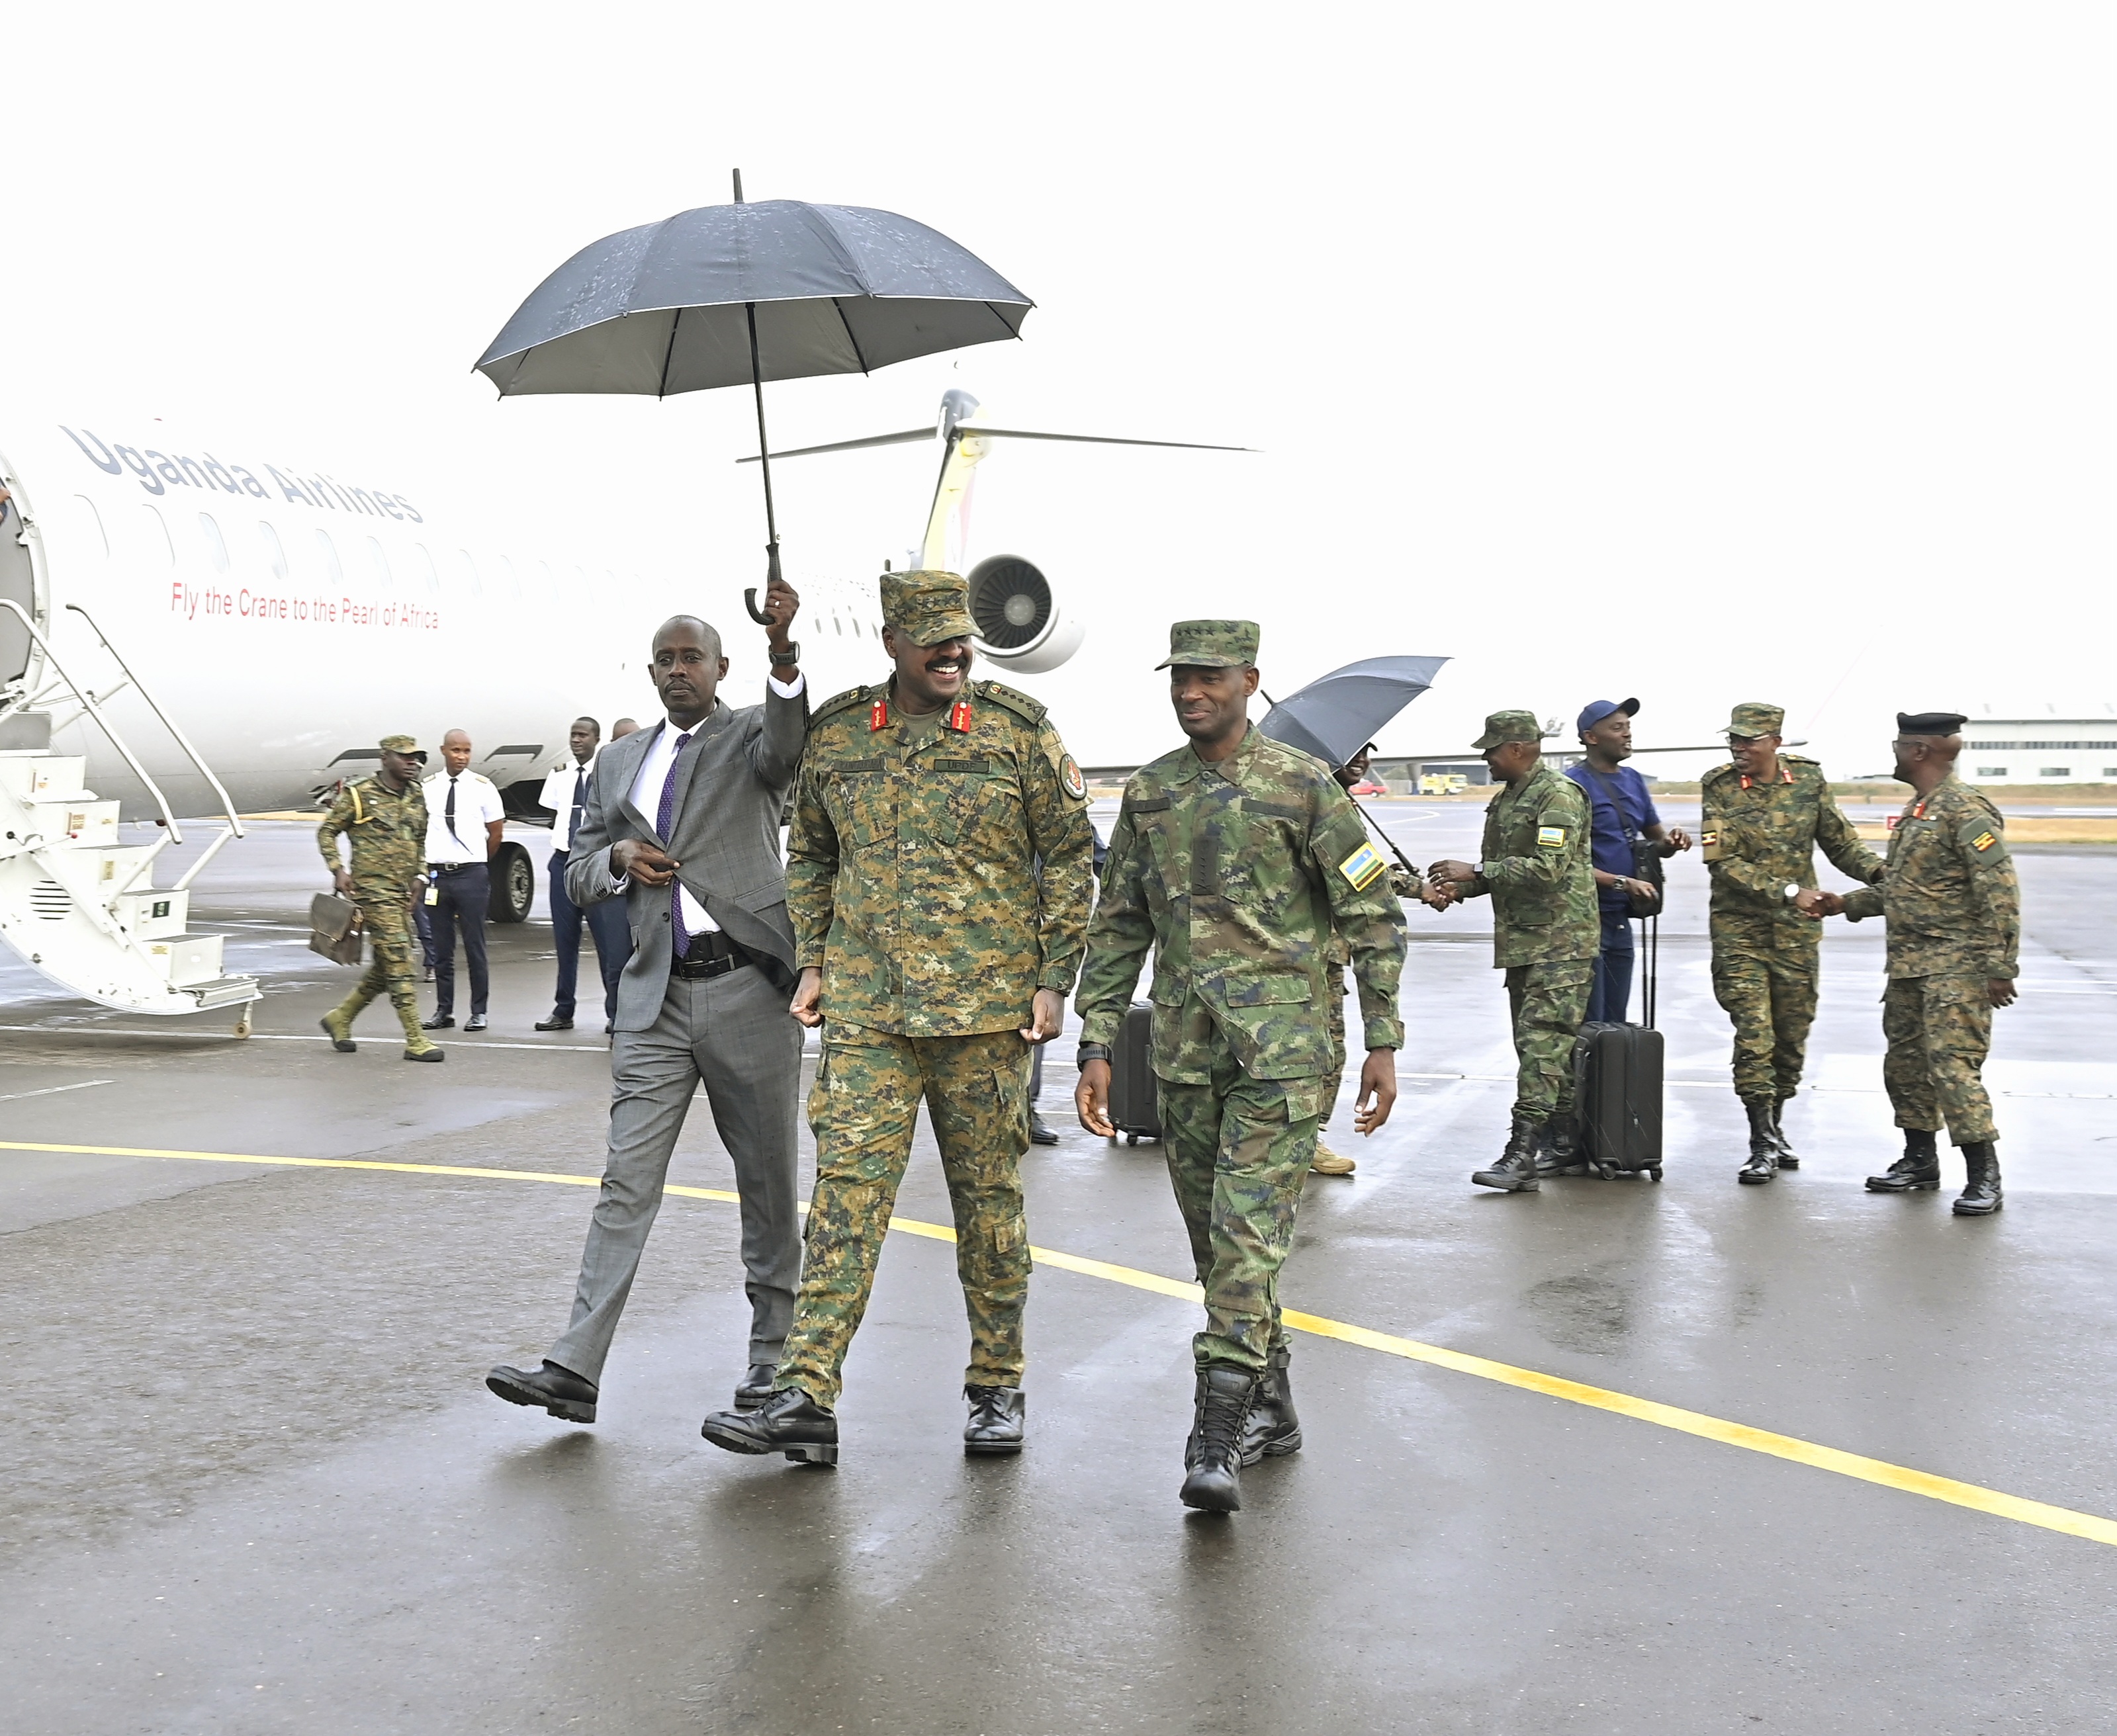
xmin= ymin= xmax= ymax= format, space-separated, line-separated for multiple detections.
xmin=0 ymin=599 xmax=185 ymax=844
xmin=64 ymin=603 xmax=246 ymax=844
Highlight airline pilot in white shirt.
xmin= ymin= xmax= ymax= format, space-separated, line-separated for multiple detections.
xmin=421 ymin=729 xmax=507 ymax=1031
xmin=536 ymin=718 xmax=631 ymax=1033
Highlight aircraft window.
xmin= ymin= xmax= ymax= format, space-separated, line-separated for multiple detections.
xmin=364 ymin=536 xmax=392 ymax=591
xmin=197 ymin=513 xmax=230 ymax=574
xmin=454 ymin=549 xmax=482 ymax=595
xmin=257 ymin=521 xmax=288 ymax=581
xmin=314 ymin=529 xmax=343 ymax=586
xmin=410 ymin=544 xmax=439 ymax=593
xmin=73 ymin=496 xmax=109 ymax=558
xmin=140 ymin=505 xmax=175 ymax=566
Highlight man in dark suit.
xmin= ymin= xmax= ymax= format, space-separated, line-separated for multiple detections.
xmin=486 ymin=580 xmax=808 ymax=1424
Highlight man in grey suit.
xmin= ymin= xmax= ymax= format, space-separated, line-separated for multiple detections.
xmin=487 ymin=579 xmax=809 ymax=1425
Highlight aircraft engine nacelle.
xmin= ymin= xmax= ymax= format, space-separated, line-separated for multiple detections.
xmin=965 ymin=555 xmax=1084 ymax=675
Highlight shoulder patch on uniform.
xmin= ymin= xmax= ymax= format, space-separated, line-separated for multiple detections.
xmin=1059 ymin=754 xmax=1087 ymax=801
xmin=973 ymin=679 xmax=1047 ymax=725
xmin=1969 ymin=829 xmax=1998 ymax=853
xmin=1337 ymin=841 xmax=1387 ymax=890
xmin=1537 ymin=824 xmax=1568 ymax=848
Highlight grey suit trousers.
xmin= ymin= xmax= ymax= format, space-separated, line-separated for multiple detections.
xmin=549 ymin=963 xmax=803 ymax=1382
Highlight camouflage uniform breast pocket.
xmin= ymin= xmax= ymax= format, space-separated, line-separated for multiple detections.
xmin=829 ymin=761 xmax=891 ymax=850
xmin=934 ymin=758 xmax=1016 ymax=853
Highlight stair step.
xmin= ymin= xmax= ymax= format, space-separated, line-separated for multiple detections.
xmin=113 ymin=888 xmax=188 ymax=940
xmin=0 ymin=756 xmax=86 ymax=801
xmin=140 ymin=932 xmax=223 ymax=986
xmin=181 ymin=975 xmax=262 ymax=1010
xmin=21 ymin=799 xmax=119 ymax=847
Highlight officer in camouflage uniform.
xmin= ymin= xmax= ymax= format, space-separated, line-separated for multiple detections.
xmin=1429 ymin=710 xmax=1598 ymax=1192
xmin=700 ymin=570 xmax=1095 ymax=1466
xmin=1075 ymin=621 xmax=1407 ymax=1513
xmin=316 ymin=734 xmax=443 ymax=1062
xmin=1811 ymin=712 xmax=2020 ymax=1216
xmin=1701 ymin=701 xmax=1882 ymax=1183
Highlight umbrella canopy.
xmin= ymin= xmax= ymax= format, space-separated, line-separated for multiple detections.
xmin=475 ymin=199 xmax=1033 ymax=397
xmin=1257 ymin=655 xmax=1451 ymax=772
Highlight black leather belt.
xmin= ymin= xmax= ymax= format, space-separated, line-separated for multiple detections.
xmin=427 ymin=861 xmax=484 ymax=874
xmin=670 ymin=931 xmax=752 ymax=979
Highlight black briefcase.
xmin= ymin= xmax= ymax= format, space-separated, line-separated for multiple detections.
xmin=1572 ymin=918 xmax=1664 ymax=1178
xmin=1107 ymin=1001 xmax=1161 ymax=1144
xmin=308 ymin=892 xmax=365 ymax=966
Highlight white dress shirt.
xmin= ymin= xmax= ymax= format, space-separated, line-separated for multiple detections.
xmin=617 ymin=675 xmax=805 ymax=937
xmin=538 ymin=754 xmax=600 ymax=854
xmin=422 ymin=769 xmax=507 ymax=865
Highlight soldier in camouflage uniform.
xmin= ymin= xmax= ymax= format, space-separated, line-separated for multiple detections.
xmin=316 ymin=734 xmax=443 ymax=1062
xmin=1429 ymin=710 xmax=1599 ymax=1192
xmin=1076 ymin=621 xmax=1407 ymax=1513
xmin=700 ymin=570 xmax=1095 ymax=1467
xmin=1701 ymin=702 xmax=1883 ymax=1183
xmin=1811 ymin=712 xmax=2020 ymax=1216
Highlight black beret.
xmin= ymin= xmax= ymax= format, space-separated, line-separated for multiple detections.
xmin=1897 ymin=711 xmax=1969 ymax=735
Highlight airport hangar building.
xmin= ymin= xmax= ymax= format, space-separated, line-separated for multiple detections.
xmin=1958 ymin=713 xmax=2117 ymax=785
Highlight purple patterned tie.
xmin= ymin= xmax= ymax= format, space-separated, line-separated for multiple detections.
xmin=656 ymin=731 xmax=693 ymax=955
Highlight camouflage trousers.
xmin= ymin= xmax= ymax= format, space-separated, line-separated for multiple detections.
xmin=1157 ymin=1047 xmax=1331 ymax=1375
xmin=776 ymin=1025 xmax=1033 ymax=1408
xmin=1711 ymin=931 xmax=1819 ymax=1104
xmin=1502 ymin=958 xmax=1595 ymax=1121
xmin=329 ymin=898 xmax=426 ymax=1047
xmin=1883 ymin=971 xmax=1999 ymax=1146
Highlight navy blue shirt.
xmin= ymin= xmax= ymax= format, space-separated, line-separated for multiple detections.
xmin=1564 ymin=761 xmax=1661 ymax=912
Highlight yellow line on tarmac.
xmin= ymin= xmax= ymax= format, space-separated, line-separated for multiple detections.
xmin=5 ymin=1137 xmax=2113 ymax=1550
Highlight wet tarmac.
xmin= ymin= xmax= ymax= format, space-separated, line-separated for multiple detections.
xmin=4 ymin=805 xmax=2114 ymax=1734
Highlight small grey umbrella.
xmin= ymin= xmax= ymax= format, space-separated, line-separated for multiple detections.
xmin=475 ymin=171 xmax=1032 ymax=598
xmin=1257 ymin=656 xmax=1451 ymax=772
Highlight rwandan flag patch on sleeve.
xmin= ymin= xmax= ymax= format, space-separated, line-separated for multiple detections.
xmin=1336 ymin=842 xmax=1387 ymax=890
xmin=1537 ymin=824 xmax=1568 ymax=848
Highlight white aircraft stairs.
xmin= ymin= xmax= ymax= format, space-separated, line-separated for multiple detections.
xmin=0 ymin=599 xmax=261 ymax=1030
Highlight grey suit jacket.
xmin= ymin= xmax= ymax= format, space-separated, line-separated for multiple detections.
xmin=564 ymin=685 xmax=808 ymax=1030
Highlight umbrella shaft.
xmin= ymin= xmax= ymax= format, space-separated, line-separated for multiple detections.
xmin=744 ymin=300 xmax=780 ymax=550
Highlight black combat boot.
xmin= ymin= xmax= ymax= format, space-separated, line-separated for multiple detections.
xmin=1952 ymin=1143 xmax=2003 ymax=1216
xmin=700 ymin=1387 xmax=839 ymax=1463
xmin=1179 ymin=1367 xmax=1258 ymax=1512
xmin=964 ymin=1385 xmax=1026 ymax=1454
xmin=1736 ymin=1100 xmax=1779 ymax=1184
xmin=1768 ymin=1098 xmax=1800 ymax=1169
xmin=1239 ymin=1346 xmax=1302 ymax=1465
xmin=1866 ymin=1128 xmax=1941 ymax=1193
xmin=1472 ymin=1117 xmax=1543 ymax=1192
xmin=1535 ymin=1110 xmax=1587 ymax=1178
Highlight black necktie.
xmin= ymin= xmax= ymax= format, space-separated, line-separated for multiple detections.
xmin=445 ymin=776 xmax=464 ymax=849
xmin=570 ymin=768 xmax=588 ymax=848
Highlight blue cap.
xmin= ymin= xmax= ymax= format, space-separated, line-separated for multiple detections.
xmin=1576 ymin=697 xmax=1639 ymax=734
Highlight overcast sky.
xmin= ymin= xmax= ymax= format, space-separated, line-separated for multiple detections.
xmin=6 ymin=4 xmax=2113 ymax=777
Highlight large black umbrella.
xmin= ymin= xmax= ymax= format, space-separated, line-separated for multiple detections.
xmin=475 ymin=171 xmax=1032 ymax=600
xmin=1257 ymin=656 xmax=1450 ymax=771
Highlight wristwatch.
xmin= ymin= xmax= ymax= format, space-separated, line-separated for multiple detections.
xmin=1783 ymin=883 xmax=1802 ymax=901
xmin=1076 ymin=1042 xmax=1112 ymax=1066
xmin=769 ymin=640 xmax=801 ymax=667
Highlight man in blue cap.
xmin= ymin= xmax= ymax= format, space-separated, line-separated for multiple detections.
xmin=1564 ymin=699 xmax=1690 ymax=1026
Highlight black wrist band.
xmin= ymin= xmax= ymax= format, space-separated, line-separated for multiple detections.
xmin=1076 ymin=1043 xmax=1112 ymax=1065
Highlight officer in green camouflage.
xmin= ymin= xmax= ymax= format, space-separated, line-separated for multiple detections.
xmin=316 ymin=735 xmax=443 ymax=1062
xmin=1809 ymin=712 xmax=2019 ymax=1216
xmin=1428 ymin=710 xmax=1598 ymax=1192
xmin=699 ymin=570 xmax=1095 ymax=1467
xmin=1700 ymin=701 xmax=1882 ymax=1183
xmin=1075 ymin=621 xmax=1407 ymax=1514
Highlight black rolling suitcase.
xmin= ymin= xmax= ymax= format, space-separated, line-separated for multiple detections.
xmin=1572 ymin=918 xmax=1665 ymax=1180
xmin=1107 ymin=1000 xmax=1160 ymax=1144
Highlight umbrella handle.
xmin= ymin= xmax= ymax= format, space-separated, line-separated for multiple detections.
xmin=744 ymin=541 xmax=786 ymax=624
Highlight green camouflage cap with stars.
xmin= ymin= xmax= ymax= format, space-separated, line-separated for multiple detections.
xmin=1471 ymin=709 xmax=1545 ymax=750
xmin=879 ymin=569 xmax=977 ymax=648
xmin=1724 ymin=702 xmax=1785 ymax=738
xmin=1155 ymin=619 xmax=1260 ymax=670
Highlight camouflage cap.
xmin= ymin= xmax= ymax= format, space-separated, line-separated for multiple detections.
xmin=1471 ymin=709 xmax=1545 ymax=750
xmin=1155 ymin=619 xmax=1260 ymax=670
xmin=879 ymin=568 xmax=976 ymax=647
xmin=378 ymin=734 xmax=427 ymax=760
xmin=1724 ymin=701 xmax=1785 ymax=739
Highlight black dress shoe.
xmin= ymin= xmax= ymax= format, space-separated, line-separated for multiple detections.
xmin=535 ymin=1015 xmax=574 ymax=1032
xmin=464 ymin=1014 xmax=488 ymax=1032
xmin=733 ymin=1363 xmax=778 ymax=1411
xmin=422 ymin=1013 xmax=454 ymax=1030
xmin=1239 ymin=1346 xmax=1302 ymax=1465
xmin=701 ymin=1387 xmax=838 ymax=1463
xmin=1027 ymin=1109 xmax=1059 ymax=1147
xmin=486 ymin=1360 xmax=597 ymax=1424
xmin=964 ymin=1385 xmax=1026 ymax=1454
xmin=1181 ymin=1367 xmax=1257 ymax=1512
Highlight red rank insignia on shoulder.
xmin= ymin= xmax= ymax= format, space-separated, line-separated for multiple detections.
xmin=869 ymin=699 xmax=889 ymax=732
xmin=947 ymin=699 xmax=973 ymax=732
